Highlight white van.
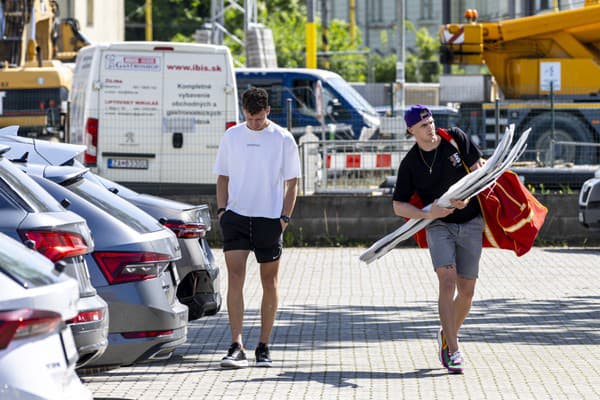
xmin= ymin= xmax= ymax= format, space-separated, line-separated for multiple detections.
xmin=69 ymin=41 xmax=238 ymax=194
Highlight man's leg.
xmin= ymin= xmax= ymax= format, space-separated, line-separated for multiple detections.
xmin=454 ymin=276 xmax=476 ymax=333
xmin=258 ymin=259 xmax=280 ymax=344
xmin=225 ymin=249 xmax=250 ymax=346
xmin=436 ymin=264 xmax=459 ymax=353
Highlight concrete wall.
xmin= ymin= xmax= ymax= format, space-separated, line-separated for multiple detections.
xmin=166 ymin=193 xmax=599 ymax=248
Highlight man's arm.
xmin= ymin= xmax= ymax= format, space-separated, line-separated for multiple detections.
xmin=393 ymin=199 xmax=455 ymax=220
xmin=281 ymin=177 xmax=298 ymax=228
xmin=216 ymin=175 xmax=229 ymax=217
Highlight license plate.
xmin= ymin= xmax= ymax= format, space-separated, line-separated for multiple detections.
xmin=107 ymin=158 xmax=149 ymax=169
xmin=60 ymin=326 xmax=79 ymax=366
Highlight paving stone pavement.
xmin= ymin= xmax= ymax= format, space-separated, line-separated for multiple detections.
xmin=82 ymin=247 xmax=600 ymax=400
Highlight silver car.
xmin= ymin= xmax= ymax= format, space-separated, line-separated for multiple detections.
xmin=578 ymin=168 xmax=600 ymax=230
xmin=0 ymin=132 xmax=221 ymax=321
xmin=0 ymin=232 xmax=93 ymax=400
xmin=0 ymin=145 xmax=108 ymax=368
xmin=25 ymin=165 xmax=188 ymax=367
xmin=88 ymin=174 xmax=221 ymax=320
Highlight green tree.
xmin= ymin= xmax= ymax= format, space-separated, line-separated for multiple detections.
xmin=261 ymin=4 xmax=306 ymax=68
xmin=371 ymin=31 xmax=397 ymax=83
xmin=410 ymin=25 xmax=441 ymax=82
xmin=125 ymin=0 xmax=208 ymax=41
xmin=371 ymin=22 xmax=442 ymax=83
xmin=125 ymin=1 xmax=366 ymax=81
xmin=320 ymin=20 xmax=366 ymax=82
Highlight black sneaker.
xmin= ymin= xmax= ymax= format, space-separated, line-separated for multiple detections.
xmin=255 ymin=342 xmax=272 ymax=367
xmin=220 ymin=342 xmax=248 ymax=369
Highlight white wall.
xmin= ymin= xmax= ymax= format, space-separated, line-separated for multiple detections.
xmin=56 ymin=0 xmax=124 ymax=42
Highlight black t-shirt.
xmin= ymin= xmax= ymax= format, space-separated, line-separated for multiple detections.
xmin=392 ymin=127 xmax=482 ymax=224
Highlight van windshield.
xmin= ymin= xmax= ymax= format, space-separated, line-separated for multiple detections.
xmin=326 ymin=77 xmax=378 ymax=117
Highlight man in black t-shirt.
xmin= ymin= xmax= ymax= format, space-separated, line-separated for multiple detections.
xmin=393 ymin=105 xmax=484 ymax=374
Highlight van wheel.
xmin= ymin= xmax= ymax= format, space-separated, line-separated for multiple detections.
xmin=526 ymin=113 xmax=598 ymax=165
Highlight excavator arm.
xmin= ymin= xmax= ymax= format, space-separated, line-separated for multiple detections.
xmin=0 ymin=0 xmax=89 ymax=66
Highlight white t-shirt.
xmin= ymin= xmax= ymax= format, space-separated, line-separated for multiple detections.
xmin=213 ymin=121 xmax=301 ymax=218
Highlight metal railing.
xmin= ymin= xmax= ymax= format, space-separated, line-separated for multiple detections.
xmin=298 ymin=139 xmax=414 ymax=195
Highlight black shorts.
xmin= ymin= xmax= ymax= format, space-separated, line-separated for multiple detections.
xmin=219 ymin=210 xmax=283 ymax=263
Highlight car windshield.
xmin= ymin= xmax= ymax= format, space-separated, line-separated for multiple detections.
xmin=326 ymin=77 xmax=378 ymax=116
xmin=64 ymin=178 xmax=164 ymax=233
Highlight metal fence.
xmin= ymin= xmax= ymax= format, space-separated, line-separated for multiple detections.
xmin=298 ymin=138 xmax=413 ymax=195
xmin=298 ymin=136 xmax=600 ymax=195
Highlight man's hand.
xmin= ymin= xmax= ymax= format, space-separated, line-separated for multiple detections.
xmin=430 ymin=200 xmax=455 ymax=219
xmin=449 ymin=198 xmax=469 ymax=210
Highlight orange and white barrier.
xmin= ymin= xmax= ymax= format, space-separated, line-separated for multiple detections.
xmin=325 ymin=152 xmax=401 ymax=170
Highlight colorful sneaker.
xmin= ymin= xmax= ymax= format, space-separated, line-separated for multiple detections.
xmin=255 ymin=342 xmax=272 ymax=367
xmin=446 ymin=349 xmax=465 ymax=374
xmin=437 ymin=328 xmax=448 ymax=367
xmin=220 ymin=342 xmax=249 ymax=369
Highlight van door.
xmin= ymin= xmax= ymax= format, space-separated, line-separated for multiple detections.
xmin=161 ymin=50 xmax=231 ymax=185
xmin=97 ymin=50 xmax=163 ymax=182
xmin=290 ymin=77 xmax=322 ymax=134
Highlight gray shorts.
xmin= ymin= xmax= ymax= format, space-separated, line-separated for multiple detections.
xmin=425 ymin=215 xmax=484 ymax=279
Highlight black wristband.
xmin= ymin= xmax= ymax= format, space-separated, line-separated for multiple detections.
xmin=280 ymin=215 xmax=290 ymax=223
xmin=217 ymin=208 xmax=226 ymax=215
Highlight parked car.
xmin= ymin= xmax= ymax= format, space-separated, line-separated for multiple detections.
xmin=23 ymin=166 xmax=188 ymax=367
xmin=87 ymin=174 xmax=221 ymax=320
xmin=0 ymin=232 xmax=93 ymax=400
xmin=578 ymin=167 xmax=600 ymax=230
xmin=0 ymin=145 xmax=108 ymax=368
xmin=0 ymin=129 xmax=222 ymax=320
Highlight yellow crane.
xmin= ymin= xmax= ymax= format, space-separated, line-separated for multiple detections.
xmin=439 ymin=4 xmax=600 ymax=164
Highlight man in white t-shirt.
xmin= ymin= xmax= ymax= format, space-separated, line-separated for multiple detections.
xmin=213 ymin=87 xmax=301 ymax=369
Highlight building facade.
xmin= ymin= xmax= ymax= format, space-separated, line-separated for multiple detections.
xmin=56 ymin=0 xmax=124 ymax=42
xmin=326 ymin=0 xmax=584 ymax=55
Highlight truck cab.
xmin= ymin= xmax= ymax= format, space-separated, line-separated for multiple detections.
xmin=235 ymin=68 xmax=381 ymax=141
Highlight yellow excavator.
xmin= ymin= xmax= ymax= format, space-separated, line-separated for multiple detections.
xmin=439 ymin=2 xmax=600 ymax=164
xmin=0 ymin=0 xmax=89 ymax=139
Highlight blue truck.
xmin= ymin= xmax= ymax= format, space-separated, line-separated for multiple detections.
xmin=235 ymin=68 xmax=381 ymax=141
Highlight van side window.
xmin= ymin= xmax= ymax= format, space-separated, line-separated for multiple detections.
xmin=292 ymin=79 xmax=317 ymax=116
xmin=237 ymin=78 xmax=282 ymax=115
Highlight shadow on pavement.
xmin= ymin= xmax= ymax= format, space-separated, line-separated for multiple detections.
xmin=229 ymin=368 xmax=447 ymax=388
xmin=83 ymin=295 xmax=599 ymax=379
xmin=183 ymin=295 xmax=599 ymax=350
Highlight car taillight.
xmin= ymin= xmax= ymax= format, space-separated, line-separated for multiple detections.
xmin=67 ymin=309 xmax=105 ymax=324
xmin=0 ymin=309 xmax=62 ymax=349
xmin=93 ymin=251 xmax=172 ymax=284
xmin=84 ymin=117 xmax=98 ymax=166
xmin=121 ymin=329 xmax=174 ymax=339
xmin=226 ymin=121 xmax=236 ymax=129
xmin=162 ymin=220 xmax=206 ymax=238
xmin=21 ymin=230 xmax=88 ymax=262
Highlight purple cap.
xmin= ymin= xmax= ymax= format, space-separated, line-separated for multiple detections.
xmin=404 ymin=104 xmax=432 ymax=128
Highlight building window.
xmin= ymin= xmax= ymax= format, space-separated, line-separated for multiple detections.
xmin=420 ymin=0 xmax=433 ymax=20
xmin=369 ymin=0 xmax=383 ymax=23
xmin=87 ymin=0 xmax=94 ymax=27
